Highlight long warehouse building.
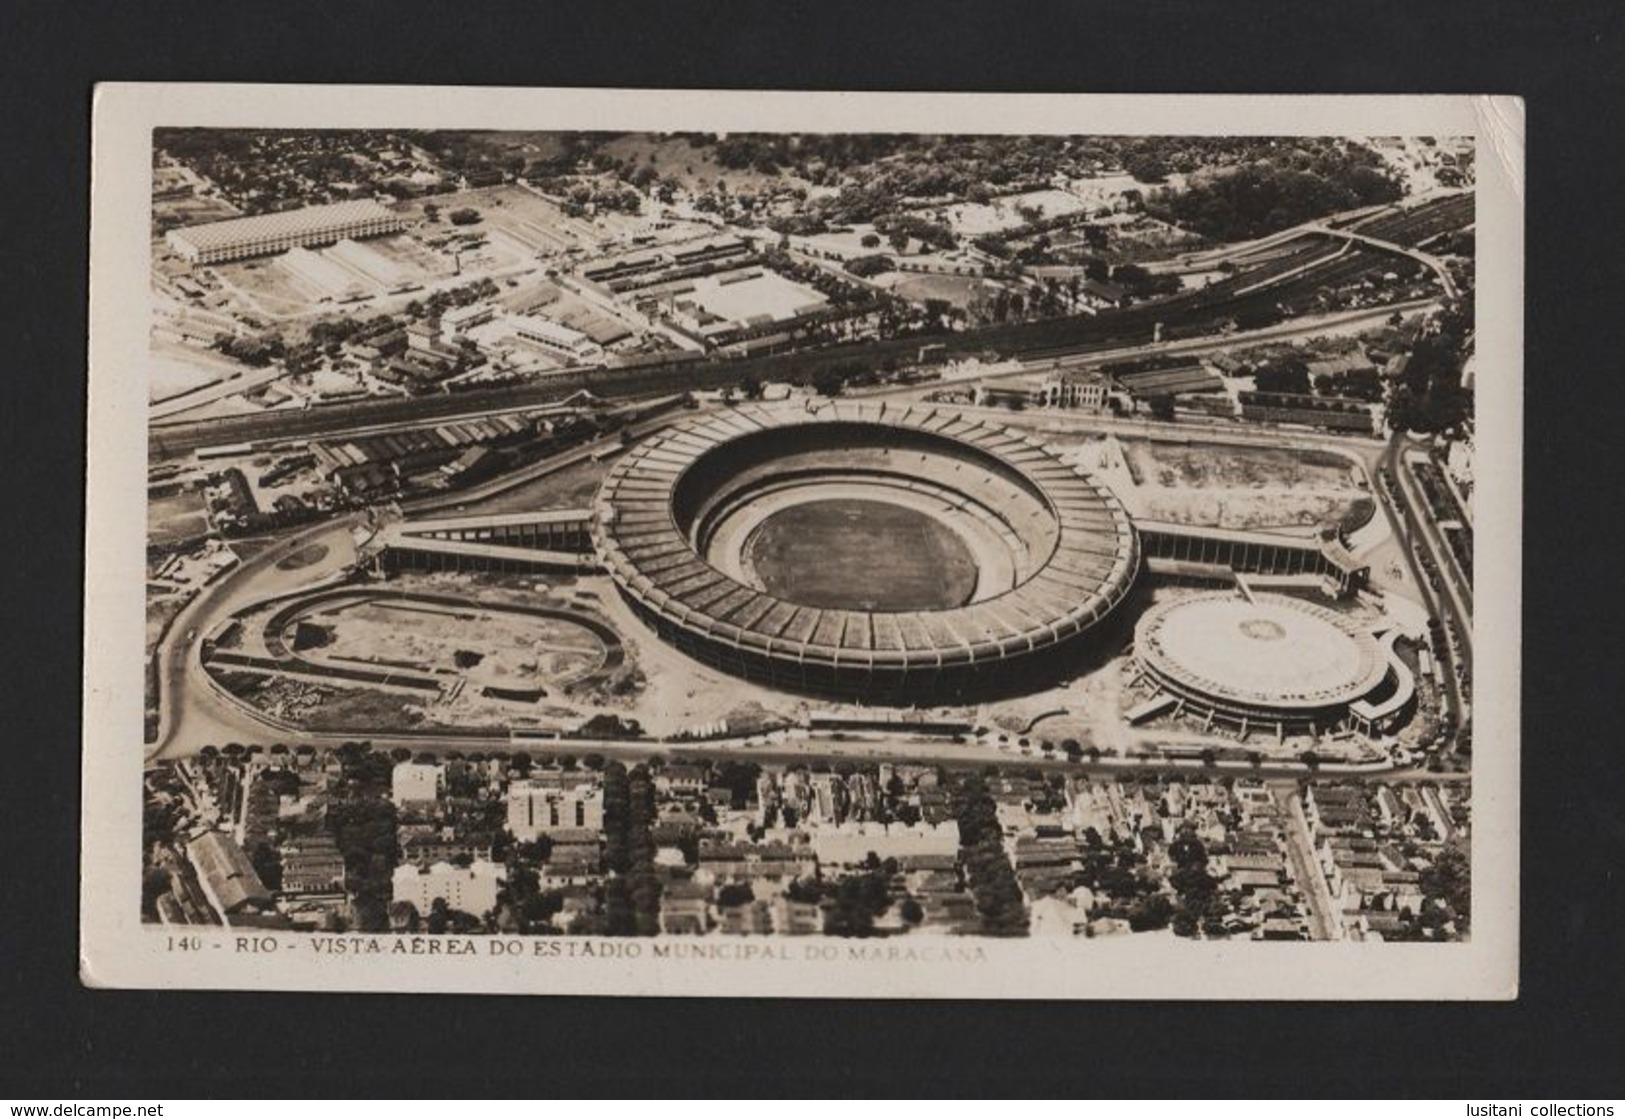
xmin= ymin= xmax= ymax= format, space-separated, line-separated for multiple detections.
xmin=166 ymin=199 xmax=407 ymax=264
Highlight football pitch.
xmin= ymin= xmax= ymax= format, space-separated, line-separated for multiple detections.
xmin=744 ymin=498 xmax=978 ymax=612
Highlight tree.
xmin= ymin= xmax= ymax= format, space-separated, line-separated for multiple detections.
xmin=1168 ymin=831 xmax=1207 ymax=870
xmin=1421 ymin=840 xmax=1470 ymax=931
xmin=1124 ymin=150 xmax=1171 ymax=185
xmin=1128 ymin=893 xmax=1174 ymax=932
xmin=716 ymin=882 xmax=755 ymax=909
xmin=812 ymin=371 xmax=846 ymax=398
xmin=426 ymin=897 xmax=450 ymax=935
xmin=860 ymin=232 xmax=881 ymax=249
xmin=1252 ymin=357 xmax=1312 ymax=395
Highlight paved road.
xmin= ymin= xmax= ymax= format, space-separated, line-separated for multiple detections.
xmin=1273 ymin=782 xmax=1343 ymax=941
xmin=1378 ymin=434 xmax=1473 ymax=731
xmin=1391 ymin=439 xmax=1475 ymax=625
xmin=1304 ymin=223 xmax=1459 ymax=300
xmin=151 ymin=515 xmax=369 ymax=760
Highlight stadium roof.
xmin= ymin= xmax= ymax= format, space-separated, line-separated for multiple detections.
xmin=592 ymin=401 xmax=1139 ymax=670
xmin=1136 ymin=591 xmax=1386 ymax=709
xmin=168 ymin=199 xmax=401 ymax=253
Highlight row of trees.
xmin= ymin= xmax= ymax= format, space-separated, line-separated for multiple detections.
xmin=1387 ymin=300 xmax=1474 ymax=435
xmin=954 ymin=775 xmax=1029 ymax=936
xmin=598 ymin=762 xmax=661 ymax=936
xmin=327 ymin=743 xmax=401 ymax=933
xmin=1166 ymin=829 xmax=1233 ymax=938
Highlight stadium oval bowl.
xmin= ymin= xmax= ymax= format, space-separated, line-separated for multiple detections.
xmin=591 ymin=401 xmax=1139 ymax=699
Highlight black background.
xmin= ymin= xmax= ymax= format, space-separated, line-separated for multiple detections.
xmin=3 ymin=0 xmax=1622 ymax=1098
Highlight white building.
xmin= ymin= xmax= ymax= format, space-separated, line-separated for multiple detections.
xmin=1039 ymin=369 xmax=1110 ymax=411
xmin=391 ymin=762 xmax=443 ymax=810
xmin=391 ymin=860 xmax=503 ymax=917
xmin=165 ymin=199 xmax=406 ymax=265
xmin=503 ymin=313 xmax=602 ymax=363
xmin=807 ymin=821 xmax=960 ymax=867
xmin=507 ymin=780 xmax=604 ymax=841
xmin=441 ymin=301 xmax=497 ymax=339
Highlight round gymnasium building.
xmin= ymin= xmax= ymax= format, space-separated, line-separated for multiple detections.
xmin=1131 ymin=590 xmax=1404 ymax=738
xmin=591 ymin=401 xmax=1139 ymax=700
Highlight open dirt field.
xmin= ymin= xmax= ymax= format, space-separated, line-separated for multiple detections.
xmin=451 ymin=458 xmax=609 ymax=516
xmin=1049 ymin=434 xmax=1366 ymax=532
xmin=1121 ymin=440 xmax=1357 ymax=490
xmin=153 ymin=193 xmax=241 ymax=235
xmin=875 ymin=273 xmax=997 ymax=309
xmin=363 ymin=232 xmax=457 ymax=279
xmin=148 ymin=490 xmax=211 ymax=546
xmin=307 ymin=599 xmax=609 ymax=687
xmin=393 ymin=185 xmax=607 ymax=255
xmin=744 ymin=498 xmax=978 ymax=611
xmin=939 ymin=188 xmax=1091 ymax=236
xmin=148 ymin=352 xmax=235 ymax=403
xmin=211 ymin=256 xmax=329 ymax=317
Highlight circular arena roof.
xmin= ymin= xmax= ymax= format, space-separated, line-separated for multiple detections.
xmin=591 ymin=401 xmax=1138 ymax=676
xmin=1136 ymin=591 xmax=1386 ymax=711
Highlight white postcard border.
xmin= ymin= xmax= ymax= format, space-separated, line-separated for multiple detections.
xmin=84 ymin=85 xmax=1522 ymax=998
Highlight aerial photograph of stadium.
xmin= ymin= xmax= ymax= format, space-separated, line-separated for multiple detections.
xmin=138 ymin=122 xmax=1478 ymax=948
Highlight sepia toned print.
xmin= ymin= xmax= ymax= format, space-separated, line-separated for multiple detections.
xmin=86 ymin=86 xmax=1521 ymax=997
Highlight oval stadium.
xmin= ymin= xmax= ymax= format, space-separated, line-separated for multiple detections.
xmin=591 ymin=401 xmax=1139 ymax=700
xmin=1131 ymin=590 xmax=1399 ymax=737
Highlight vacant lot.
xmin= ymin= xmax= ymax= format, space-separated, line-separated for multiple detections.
xmin=276 ymin=542 xmax=330 ymax=571
xmin=394 ymin=184 xmax=603 ymax=255
xmin=153 ymin=193 xmax=240 ymax=236
xmin=307 ymin=598 xmax=609 ymax=687
xmin=454 ymin=458 xmax=609 ymax=516
xmin=1122 ymin=440 xmax=1357 ymax=491
xmin=211 ymin=255 xmax=328 ymax=318
xmin=874 ymin=272 xmax=997 ymax=310
xmin=1107 ymin=438 xmax=1366 ymax=531
xmin=148 ymin=490 xmax=211 ymax=546
xmin=939 ymin=188 xmax=1090 ymax=236
xmin=745 ymin=499 xmax=977 ymax=612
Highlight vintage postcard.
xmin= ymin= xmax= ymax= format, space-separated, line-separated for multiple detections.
xmin=83 ymin=85 xmax=1522 ymax=997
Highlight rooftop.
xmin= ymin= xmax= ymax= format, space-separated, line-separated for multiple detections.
xmin=1136 ymin=591 xmax=1386 ymax=709
xmin=592 ymin=401 xmax=1139 ymax=668
xmin=169 ymin=199 xmax=401 ymax=252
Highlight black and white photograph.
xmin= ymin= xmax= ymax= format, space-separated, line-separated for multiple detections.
xmin=82 ymin=86 xmax=1522 ymax=999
